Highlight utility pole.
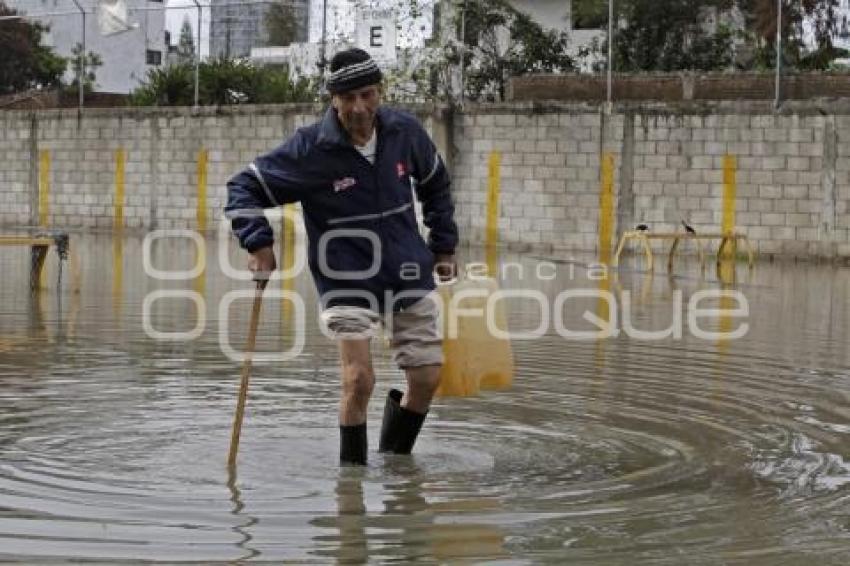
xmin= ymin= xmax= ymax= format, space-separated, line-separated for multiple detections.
xmin=459 ymin=1 xmax=466 ymax=107
xmin=72 ymin=0 xmax=85 ymax=109
xmin=224 ymin=14 xmax=233 ymax=59
xmin=775 ymin=0 xmax=782 ymax=108
xmin=319 ymin=0 xmax=328 ymax=79
xmin=192 ymin=0 xmax=201 ymax=109
xmin=607 ymin=0 xmax=613 ymax=109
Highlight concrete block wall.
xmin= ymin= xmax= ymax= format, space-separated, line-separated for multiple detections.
xmin=453 ymin=101 xmax=850 ymax=258
xmin=0 ymin=113 xmax=34 ymax=226
xmin=0 ymin=105 xmax=323 ymax=231
xmin=0 ymin=104 xmax=448 ymax=235
xmin=2 ymin=100 xmax=850 ymax=259
xmin=452 ymin=105 xmax=623 ymax=251
xmin=620 ymin=108 xmax=849 ymax=257
xmin=628 ymin=113 xmax=808 ymax=255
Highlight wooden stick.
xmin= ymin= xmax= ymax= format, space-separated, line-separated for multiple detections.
xmin=227 ymin=279 xmax=268 ymax=468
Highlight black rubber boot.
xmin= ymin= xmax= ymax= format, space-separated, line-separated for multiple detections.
xmin=340 ymin=423 xmax=368 ymax=466
xmin=378 ymin=389 xmax=427 ymax=455
xmin=378 ymin=389 xmax=403 ymax=453
xmin=393 ymin=406 xmax=427 ymax=454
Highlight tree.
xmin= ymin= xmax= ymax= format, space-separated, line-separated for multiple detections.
xmin=128 ymin=63 xmax=194 ymax=106
xmin=582 ymin=0 xmax=737 ymax=72
xmin=177 ymin=16 xmax=195 ymax=63
xmin=367 ymin=0 xmax=575 ymax=103
xmin=0 ymin=1 xmax=67 ymax=94
xmin=575 ymin=0 xmax=847 ymax=72
xmin=457 ymin=0 xmax=576 ymax=101
xmin=129 ymin=58 xmax=318 ymax=106
xmin=737 ymin=0 xmax=846 ymax=70
xmin=571 ymin=0 xmax=608 ymax=30
xmin=265 ymin=2 xmax=299 ymax=46
xmin=68 ymin=43 xmax=103 ymax=93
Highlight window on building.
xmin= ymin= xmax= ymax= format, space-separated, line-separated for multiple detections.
xmin=146 ymin=50 xmax=162 ymax=66
xmin=572 ymin=0 xmax=608 ymax=30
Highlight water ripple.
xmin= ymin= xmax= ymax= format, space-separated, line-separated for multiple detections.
xmin=1 ymin=238 xmax=849 ymax=561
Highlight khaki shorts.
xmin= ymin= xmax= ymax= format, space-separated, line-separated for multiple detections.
xmin=320 ymin=291 xmax=443 ymax=369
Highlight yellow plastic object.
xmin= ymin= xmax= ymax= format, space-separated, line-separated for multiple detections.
xmin=435 ymin=278 xmax=514 ymax=397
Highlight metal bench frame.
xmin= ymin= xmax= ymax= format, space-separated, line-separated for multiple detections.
xmin=0 ymin=233 xmax=69 ymax=290
xmin=613 ymin=231 xmax=755 ymax=271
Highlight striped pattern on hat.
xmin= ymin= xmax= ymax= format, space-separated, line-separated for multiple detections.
xmin=326 ymin=48 xmax=383 ymax=94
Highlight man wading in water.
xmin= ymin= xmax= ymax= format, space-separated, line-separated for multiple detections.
xmin=225 ymin=48 xmax=458 ymax=465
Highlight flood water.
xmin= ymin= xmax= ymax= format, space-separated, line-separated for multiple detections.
xmin=1 ymin=232 xmax=849 ymax=563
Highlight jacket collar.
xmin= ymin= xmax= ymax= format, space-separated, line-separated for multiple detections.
xmin=317 ymin=106 xmax=404 ymax=148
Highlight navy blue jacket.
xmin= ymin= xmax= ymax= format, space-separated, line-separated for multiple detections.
xmin=225 ymin=106 xmax=458 ymax=312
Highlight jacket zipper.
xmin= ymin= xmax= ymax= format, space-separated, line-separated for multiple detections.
xmin=373 ymin=132 xmax=382 ymax=233
xmin=373 ymin=131 xmax=385 ymax=282
xmin=348 ymin=130 xmax=384 ymax=280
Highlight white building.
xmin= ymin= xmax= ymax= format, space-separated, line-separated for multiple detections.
xmin=255 ymin=0 xmax=431 ymax=77
xmin=8 ymin=0 xmax=167 ymax=94
xmin=255 ymin=0 xmax=608 ymax=81
xmin=251 ymin=42 xmax=345 ymax=79
xmin=510 ymin=0 xmax=605 ymax=70
xmin=832 ymin=0 xmax=850 ymax=50
xmin=209 ymin=0 xmax=310 ymax=59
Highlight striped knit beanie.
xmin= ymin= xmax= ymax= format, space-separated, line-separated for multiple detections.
xmin=326 ymin=48 xmax=383 ymax=94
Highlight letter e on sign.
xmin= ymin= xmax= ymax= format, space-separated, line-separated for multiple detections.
xmin=356 ymin=10 xmax=396 ymax=63
xmin=370 ymin=26 xmax=383 ymax=47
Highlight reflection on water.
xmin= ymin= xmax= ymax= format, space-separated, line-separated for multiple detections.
xmin=0 ymin=233 xmax=849 ymax=562
xmin=226 ymin=467 xmax=260 ymax=561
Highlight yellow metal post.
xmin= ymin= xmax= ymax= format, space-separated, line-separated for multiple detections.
xmin=193 ymin=244 xmax=206 ymax=298
xmin=722 ymin=155 xmax=737 ymax=259
xmin=197 ymin=149 xmax=208 ymax=233
xmin=195 ymin=149 xmax=209 ymax=297
xmin=39 ymin=150 xmax=50 ymax=227
xmin=722 ymin=155 xmax=737 ymax=234
xmin=485 ymin=152 xmax=501 ymax=276
xmin=114 ymin=149 xmax=125 ymax=231
xmin=282 ymin=204 xmax=296 ymax=275
xmin=281 ymin=203 xmax=296 ymax=324
xmin=594 ymin=274 xmax=611 ymax=369
xmin=596 ymin=152 xmax=615 ymax=357
xmin=112 ymin=237 xmax=123 ymax=317
xmin=716 ymin=264 xmax=736 ymax=356
xmin=36 ymin=150 xmax=51 ymax=289
xmin=598 ymin=153 xmax=615 ymax=265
